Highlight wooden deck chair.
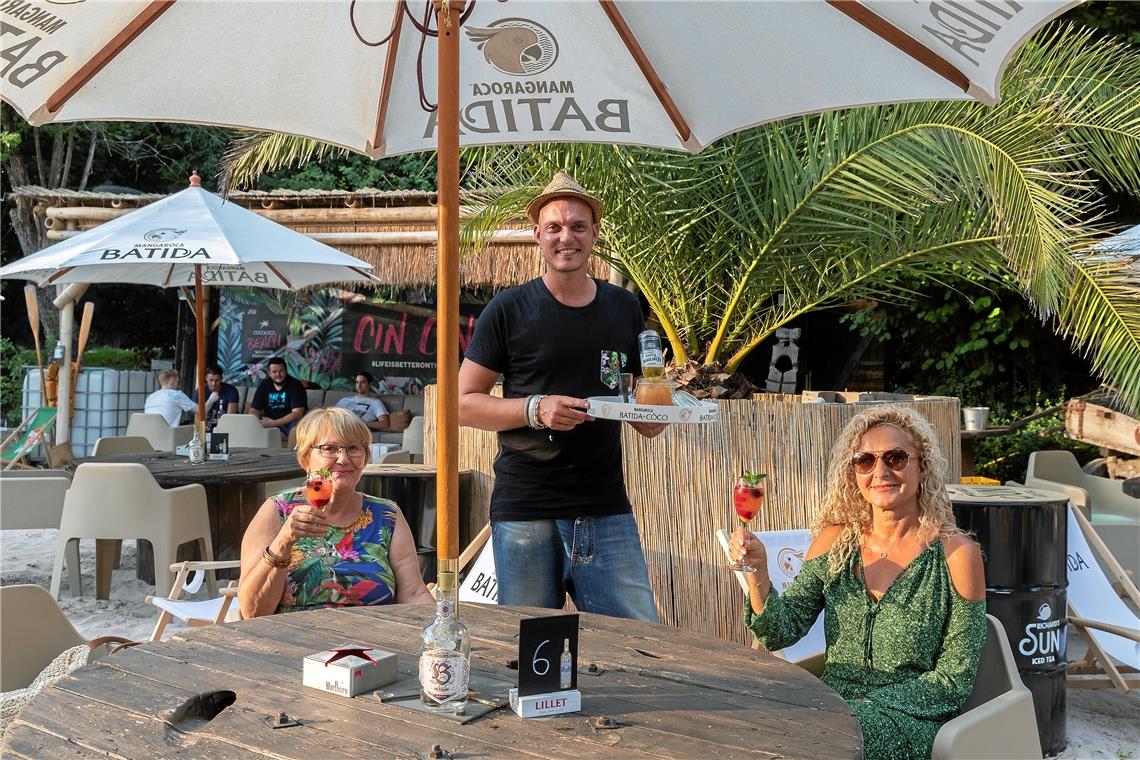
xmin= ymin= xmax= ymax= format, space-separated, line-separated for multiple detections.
xmin=1 ymin=407 xmax=57 ymax=470
xmin=715 ymin=528 xmax=826 ymax=666
xmin=457 ymin=523 xmax=496 ymax=604
xmin=1064 ymin=503 xmax=1140 ymax=693
xmin=145 ymin=560 xmax=242 ymax=642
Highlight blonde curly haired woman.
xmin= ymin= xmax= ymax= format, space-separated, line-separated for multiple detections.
xmin=729 ymin=406 xmax=986 ymax=760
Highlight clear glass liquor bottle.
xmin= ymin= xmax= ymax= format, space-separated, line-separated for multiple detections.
xmin=559 ymin=638 xmax=572 ymax=690
xmin=419 ymin=563 xmax=470 ymax=713
xmin=638 ymin=329 xmax=665 ymax=378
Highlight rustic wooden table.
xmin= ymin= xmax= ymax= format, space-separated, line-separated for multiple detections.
xmin=74 ymin=449 xmax=304 ymax=582
xmin=2 ymin=604 xmax=861 ymax=758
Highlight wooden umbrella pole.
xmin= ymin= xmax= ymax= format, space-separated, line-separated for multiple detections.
xmin=194 ymin=265 xmax=207 ymax=432
xmin=435 ymin=0 xmax=463 ymax=575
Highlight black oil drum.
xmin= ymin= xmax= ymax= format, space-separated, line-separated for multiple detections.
xmin=949 ymin=484 xmax=1069 ymax=757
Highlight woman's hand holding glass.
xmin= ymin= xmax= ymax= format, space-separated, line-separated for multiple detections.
xmin=280 ymin=502 xmax=329 ymax=544
xmin=730 ymin=527 xmax=768 ymax=573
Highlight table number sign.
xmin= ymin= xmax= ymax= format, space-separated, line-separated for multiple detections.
xmin=510 ymin=613 xmax=580 ymax=718
xmin=207 ymin=432 xmax=230 ymax=462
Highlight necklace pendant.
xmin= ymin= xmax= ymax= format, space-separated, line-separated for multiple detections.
xmin=879 ymin=551 xmax=887 ymax=559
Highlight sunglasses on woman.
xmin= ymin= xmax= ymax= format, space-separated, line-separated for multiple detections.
xmin=851 ymin=448 xmax=914 ymax=474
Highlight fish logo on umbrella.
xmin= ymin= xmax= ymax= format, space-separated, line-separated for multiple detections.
xmin=143 ymin=228 xmax=187 ymax=242
xmin=465 ymin=18 xmax=558 ymax=76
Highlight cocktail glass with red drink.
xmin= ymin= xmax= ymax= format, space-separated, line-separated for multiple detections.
xmin=727 ymin=472 xmax=766 ymax=573
xmin=305 ymin=468 xmax=332 ymax=510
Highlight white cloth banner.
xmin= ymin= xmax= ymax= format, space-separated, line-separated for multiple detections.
xmin=1066 ymin=506 xmax=1140 ymax=670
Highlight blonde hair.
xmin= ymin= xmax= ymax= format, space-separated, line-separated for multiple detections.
xmin=294 ymin=407 xmax=372 ymax=470
xmin=810 ymin=405 xmax=962 ymax=576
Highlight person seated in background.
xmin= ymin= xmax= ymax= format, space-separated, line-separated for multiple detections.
xmin=248 ymin=357 xmax=307 ymax=439
xmin=335 ymin=371 xmax=410 ymax=434
xmin=238 ymin=407 xmax=433 ymax=617
xmin=728 ymin=406 xmax=986 ymax=760
xmin=191 ymin=365 xmax=239 ymax=433
xmin=143 ymin=369 xmax=196 ymax=426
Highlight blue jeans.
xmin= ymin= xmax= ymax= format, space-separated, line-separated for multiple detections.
xmin=491 ymin=513 xmax=659 ymax=622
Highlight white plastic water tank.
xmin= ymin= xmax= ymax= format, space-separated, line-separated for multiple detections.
xmin=22 ymin=368 xmax=158 ymax=457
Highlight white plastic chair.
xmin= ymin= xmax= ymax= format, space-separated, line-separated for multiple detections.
xmin=402 ymin=415 xmax=425 ymax=463
xmin=0 ymin=584 xmax=132 ymax=692
xmin=92 ymin=435 xmax=155 ymax=456
xmin=0 ymin=471 xmax=81 ymax=592
xmin=125 ymin=412 xmax=194 ymax=452
xmin=49 ymin=463 xmax=216 ymax=600
xmin=378 ymin=449 xmax=412 ymax=464
xmin=1024 ymin=450 xmax=1140 ymax=581
xmin=930 ymin=614 xmax=1042 ymax=759
xmin=715 ymin=527 xmax=825 ymax=663
xmin=145 ymin=560 xmax=242 ymax=642
xmin=213 ymin=413 xmax=283 ymax=448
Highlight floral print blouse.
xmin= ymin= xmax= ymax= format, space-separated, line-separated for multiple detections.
xmin=272 ymin=488 xmax=399 ymax=613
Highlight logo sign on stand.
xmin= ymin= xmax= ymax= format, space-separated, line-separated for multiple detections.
xmin=517 ymin=614 xmax=578 ymax=697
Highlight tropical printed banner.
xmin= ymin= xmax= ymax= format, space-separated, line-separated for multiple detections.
xmin=218 ymin=289 xmax=482 ymax=394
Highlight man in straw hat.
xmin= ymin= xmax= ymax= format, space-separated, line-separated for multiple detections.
xmin=459 ymin=172 xmax=664 ymax=621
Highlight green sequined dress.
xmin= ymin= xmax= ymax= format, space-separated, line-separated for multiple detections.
xmin=745 ymin=540 xmax=987 ymax=760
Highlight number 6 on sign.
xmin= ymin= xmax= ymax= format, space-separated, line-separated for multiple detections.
xmin=518 ymin=614 xmax=578 ymax=697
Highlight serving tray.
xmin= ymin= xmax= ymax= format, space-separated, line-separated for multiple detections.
xmin=585 ymin=396 xmax=719 ymax=424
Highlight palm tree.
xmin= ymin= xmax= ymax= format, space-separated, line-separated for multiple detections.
xmin=225 ymin=25 xmax=1140 ymax=413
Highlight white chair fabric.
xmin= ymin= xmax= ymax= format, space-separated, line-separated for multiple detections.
xmin=145 ymin=560 xmax=242 ymax=642
xmin=213 ymin=413 xmax=283 ymax=448
xmin=49 ymin=463 xmax=215 ymax=599
xmin=715 ymin=527 xmax=825 ymax=663
xmin=458 ymin=526 xmax=497 ymax=605
xmin=125 ymin=413 xmax=194 ymax=452
xmin=92 ymin=435 xmax=155 ymax=456
xmin=1066 ymin=505 xmax=1140 ymax=672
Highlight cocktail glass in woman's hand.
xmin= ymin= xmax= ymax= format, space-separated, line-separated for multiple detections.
xmin=727 ymin=472 xmax=766 ymax=573
xmin=305 ymin=469 xmax=331 ymax=510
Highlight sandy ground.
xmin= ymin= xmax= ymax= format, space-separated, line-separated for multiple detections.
xmin=2 ymin=527 xmax=1138 ymax=757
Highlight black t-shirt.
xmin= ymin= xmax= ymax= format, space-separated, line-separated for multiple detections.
xmin=463 ymin=278 xmax=644 ymax=521
xmin=191 ymin=382 xmax=240 ymax=432
xmin=250 ymin=376 xmax=307 ymax=420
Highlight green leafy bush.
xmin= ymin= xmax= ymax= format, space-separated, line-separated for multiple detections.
xmin=0 ymin=337 xmax=36 ymax=425
xmin=80 ymin=346 xmax=153 ymax=370
xmin=970 ymin=406 xmax=1100 ymax=485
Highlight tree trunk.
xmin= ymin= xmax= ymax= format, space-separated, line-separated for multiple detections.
xmin=33 ymin=130 xmax=46 ymax=185
xmin=47 ymin=128 xmax=65 ymax=188
xmin=78 ymin=126 xmax=100 ymax=192
xmin=59 ymin=127 xmax=75 ymax=190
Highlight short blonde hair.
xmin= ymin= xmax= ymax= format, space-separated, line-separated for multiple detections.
xmin=811 ymin=405 xmax=962 ymax=576
xmin=294 ymin=407 xmax=372 ymax=470
xmin=158 ymin=369 xmax=180 ymax=386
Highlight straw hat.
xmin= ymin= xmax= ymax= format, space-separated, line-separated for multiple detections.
xmin=525 ymin=172 xmax=604 ymax=224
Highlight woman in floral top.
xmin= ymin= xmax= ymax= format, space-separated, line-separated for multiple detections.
xmin=239 ymin=407 xmax=433 ymax=617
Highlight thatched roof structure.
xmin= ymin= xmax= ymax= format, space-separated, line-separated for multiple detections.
xmin=7 ymin=186 xmax=611 ymax=289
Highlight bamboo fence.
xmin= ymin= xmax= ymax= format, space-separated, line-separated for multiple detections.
xmin=426 ymin=388 xmax=961 ymax=646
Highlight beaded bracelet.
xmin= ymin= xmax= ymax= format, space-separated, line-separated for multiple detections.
xmin=262 ymin=546 xmax=291 ymax=569
xmin=527 ymin=394 xmax=547 ymax=430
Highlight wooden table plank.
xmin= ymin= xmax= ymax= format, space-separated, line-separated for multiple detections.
xmin=5 ymin=605 xmax=859 ymax=758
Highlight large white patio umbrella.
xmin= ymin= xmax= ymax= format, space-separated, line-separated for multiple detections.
xmin=0 ymin=0 xmax=1077 ymax=572
xmin=0 ymin=174 xmax=378 ymax=426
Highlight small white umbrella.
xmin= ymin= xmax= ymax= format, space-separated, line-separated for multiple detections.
xmin=0 ymin=173 xmax=378 ymax=424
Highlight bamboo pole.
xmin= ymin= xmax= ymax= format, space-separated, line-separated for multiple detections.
xmin=45 ymin=229 xmax=534 ymax=245
xmin=45 ymin=204 xmax=512 ymax=224
xmin=435 ymin=0 xmax=463 ymax=574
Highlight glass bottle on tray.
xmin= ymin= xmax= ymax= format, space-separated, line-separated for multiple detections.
xmin=419 ymin=564 xmax=470 ymax=713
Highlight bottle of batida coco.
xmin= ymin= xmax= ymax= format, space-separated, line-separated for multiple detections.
xmin=419 ymin=561 xmax=470 ymax=713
